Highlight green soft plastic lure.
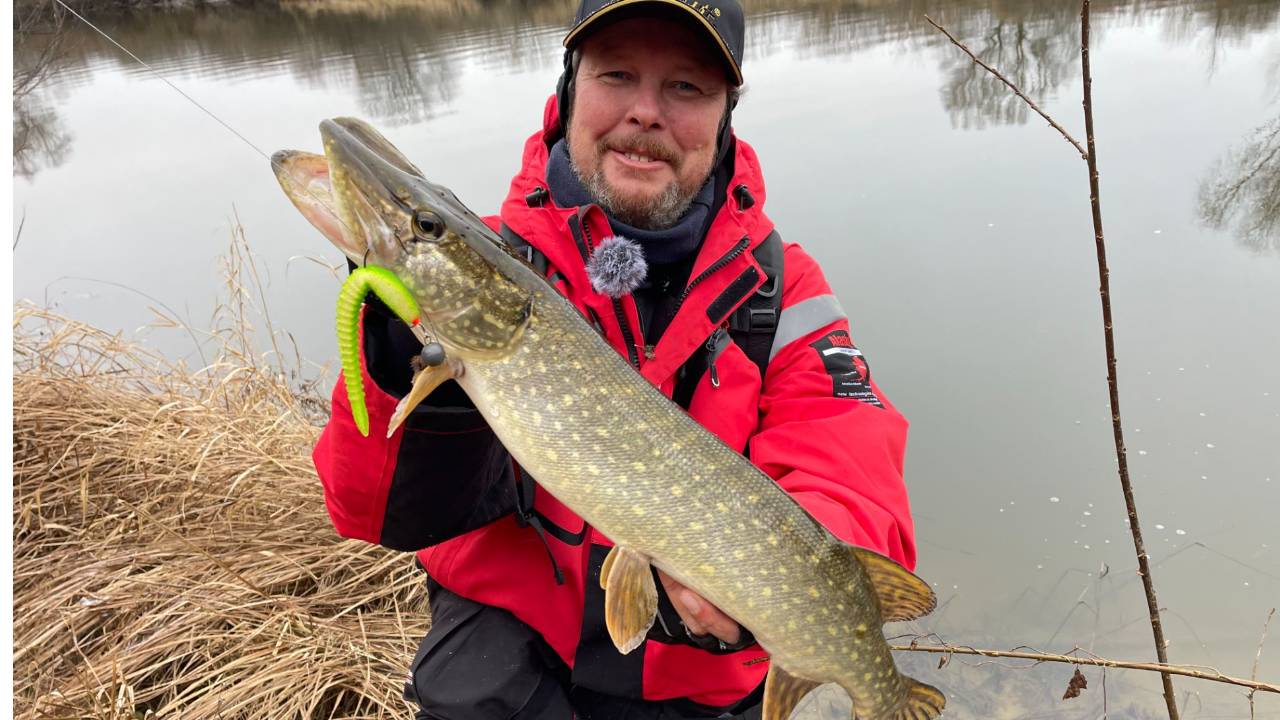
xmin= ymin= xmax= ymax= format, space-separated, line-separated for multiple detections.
xmin=337 ymin=266 xmax=422 ymax=436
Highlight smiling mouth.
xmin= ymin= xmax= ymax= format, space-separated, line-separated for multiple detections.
xmin=611 ymin=148 xmax=673 ymax=171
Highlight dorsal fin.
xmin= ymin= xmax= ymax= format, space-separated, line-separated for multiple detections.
xmin=849 ymin=546 xmax=936 ymax=622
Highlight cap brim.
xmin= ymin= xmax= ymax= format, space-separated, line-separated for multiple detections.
xmin=563 ymin=0 xmax=743 ymax=86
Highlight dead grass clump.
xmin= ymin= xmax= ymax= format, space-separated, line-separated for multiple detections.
xmin=12 ymin=303 xmax=427 ymax=719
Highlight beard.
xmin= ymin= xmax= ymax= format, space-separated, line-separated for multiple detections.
xmin=571 ymin=135 xmax=711 ymax=231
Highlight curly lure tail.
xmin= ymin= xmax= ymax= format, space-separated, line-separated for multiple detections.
xmin=336 ymin=267 xmax=422 ymax=436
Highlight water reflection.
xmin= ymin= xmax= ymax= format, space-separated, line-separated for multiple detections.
xmin=13 ymin=95 xmax=74 ymax=179
xmin=32 ymin=1 xmax=572 ymax=126
xmin=933 ymin=8 xmax=1083 ymax=131
xmin=925 ymin=0 xmax=1280 ymax=130
xmin=21 ymin=0 xmax=1279 ymax=126
xmin=12 ymin=0 xmax=1279 ymax=179
xmin=10 ymin=2 xmax=1280 ymax=715
xmin=13 ymin=1 xmax=74 ymax=178
xmin=1199 ymin=117 xmax=1280 ymax=253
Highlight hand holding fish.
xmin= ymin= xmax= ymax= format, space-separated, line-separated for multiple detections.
xmin=658 ymin=570 xmax=741 ymax=645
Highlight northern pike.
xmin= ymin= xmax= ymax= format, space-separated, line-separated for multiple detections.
xmin=272 ymin=117 xmax=946 ymax=720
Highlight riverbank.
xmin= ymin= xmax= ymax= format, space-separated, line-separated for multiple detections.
xmin=11 ymin=305 xmax=426 ymax=719
xmin=11 ymin=0 xmax=574 ymax=15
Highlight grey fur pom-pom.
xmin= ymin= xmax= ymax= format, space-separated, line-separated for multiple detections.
xmin=586 ymin=235 xmax=647 ymax=298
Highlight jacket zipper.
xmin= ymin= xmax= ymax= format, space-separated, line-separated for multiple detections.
xmin=582 ymin=217 xmax=641 ymax=369
xmin=679 ymin=237 xmax=750 ymax=390
xmin=612 ymin=301 xmax=641 ymax=369
xmin=705 ymin=326 xmax=731 ymax=388
xmin=669 ymin=236 xmax=751 ymax=320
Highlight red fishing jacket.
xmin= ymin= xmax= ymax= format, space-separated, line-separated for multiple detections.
xmin=313 ymin=97 xmax=916 ymax=709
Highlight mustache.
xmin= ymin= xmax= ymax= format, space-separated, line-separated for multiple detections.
xmin=599 ymin=135 xmax=679 ymax=167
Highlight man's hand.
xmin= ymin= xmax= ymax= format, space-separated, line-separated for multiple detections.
xmin=656 ymin=570 xmax=741 ymax=645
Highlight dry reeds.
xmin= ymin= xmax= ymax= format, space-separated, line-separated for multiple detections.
xmin=12 ymin=285 xmax=426 ymax=717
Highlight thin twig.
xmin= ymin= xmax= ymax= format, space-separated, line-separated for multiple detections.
xmin=1080 ymin=3 xmax=1178 ymax=717
xmin=1250 ymin=608 xmax=1275 ymax=720
xmin=926 ymin=4 xmax=1182 ymax=716
xmin=923 ymin=14 xmax=1088 ymax=159
xmin=890 ymin=642 xmax=1279 ymax=694
xmin=231 ymin=209 xmax=289 ymax=386
xmin=1102 ymin=667 xmax=1109 ymax=719
xmin=14 ymin=207 xmax=27 ymax=251
xmin=44 ymin=275 xmax=210 ymax=369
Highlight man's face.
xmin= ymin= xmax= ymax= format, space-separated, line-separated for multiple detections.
xmin=567 ymin=16 xmax=731 ymax=230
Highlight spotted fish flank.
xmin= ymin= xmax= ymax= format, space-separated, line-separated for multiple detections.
xmin=272 ymin=117 xmax=946 ymax=720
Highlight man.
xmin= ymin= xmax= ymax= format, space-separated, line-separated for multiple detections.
xmin=314 ymin=1 xmax=918 ymax=718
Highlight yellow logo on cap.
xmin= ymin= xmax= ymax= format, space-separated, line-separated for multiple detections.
xmin=678 ymin=1 xmax=722 ymax=22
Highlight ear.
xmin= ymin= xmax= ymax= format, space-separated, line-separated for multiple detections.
xmin=555 ymin=48 xmax=580 ymax=136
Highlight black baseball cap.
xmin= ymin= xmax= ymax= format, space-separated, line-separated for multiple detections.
xmin=563 ymin=0 xmax=745 ymax=86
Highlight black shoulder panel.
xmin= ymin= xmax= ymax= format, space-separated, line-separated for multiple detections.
xmin=728 ymin=229 xmax=784 ymax=381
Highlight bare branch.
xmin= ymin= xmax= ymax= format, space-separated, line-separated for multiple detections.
xmin=1079 ymin=3 xmax=1179 ymax=717
xmin=1250 ymin=608 xmax=1275 ymax=720
xmin=924 ymin=14 xmax=1088 ymax=159
xmin=926 ymin=3 xmax=1181 ymax=716
xmin=890 ymin=641 xmax=1279 ymax=695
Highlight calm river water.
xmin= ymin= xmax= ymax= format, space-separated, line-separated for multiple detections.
xmin=12 ymin=0 xmax=1280 ymax=716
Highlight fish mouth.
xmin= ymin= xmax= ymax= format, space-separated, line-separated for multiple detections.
xmin=319 ymin=117 xmax=428 ymax=266
xmin=272 ymin=118 xmax=429 ymax=265
xmin=272 ymin=116 xmax=506 ymax=302
xmin=270 ymin=149 xmax=351 ymax=255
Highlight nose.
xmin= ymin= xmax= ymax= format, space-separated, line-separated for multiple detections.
xmin=625 ymin=82 xmax=664 ymax=131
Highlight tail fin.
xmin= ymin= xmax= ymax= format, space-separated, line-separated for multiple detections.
xmin=891 ymin=676 xmax=946 ymax=720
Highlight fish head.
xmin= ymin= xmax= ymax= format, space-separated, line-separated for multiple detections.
xmin=272 ymin=117 xmax=512 ymax=333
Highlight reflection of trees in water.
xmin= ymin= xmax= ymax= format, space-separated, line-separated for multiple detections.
xmin=929 ymin=0 xmax=1278 ymax=131
xmin=13 ymin=0 xmax=1280 ymax=152
xmin=935 ymin=7 xmax=1083 ymax=130
xmin=14 ymin=0 xmax=75 ymax=177
xmin=1199 ymin=117 xmax=1280 ymax=253
xmin=1139 ymin=0 xmax=1280 ymax=76
xmin=14 ymin=96 xmax=74 ymax=179
xmin=32 ymin=1 xmax=572 ymax=127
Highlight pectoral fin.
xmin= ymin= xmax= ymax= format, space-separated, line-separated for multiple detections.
xmin=600 ymin=545 xmax=657 ymax=654
xmin=386 ymin=361 xmax=459 ymax=438
xmin=849 ymin=546 xmax=936 ymax=622
xmin=763 ymin=664 xmax=822 ymax=720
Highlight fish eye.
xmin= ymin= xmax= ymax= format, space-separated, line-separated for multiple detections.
xmin=412 ymin=211 xmax=445 ymax=241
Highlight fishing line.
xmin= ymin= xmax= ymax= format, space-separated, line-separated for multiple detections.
xmin=51 ymin=0 xmax=352 ymax=236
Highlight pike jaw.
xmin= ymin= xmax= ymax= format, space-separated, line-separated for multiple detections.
xmin=272 ymin=117 xmax=531 ymax=359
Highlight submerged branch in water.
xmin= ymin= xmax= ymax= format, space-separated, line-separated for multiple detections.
xmin=1250 ymin=609 xmax=1276 ymax=720
xmin=890 ymin=639 xmax=1280 ymax=695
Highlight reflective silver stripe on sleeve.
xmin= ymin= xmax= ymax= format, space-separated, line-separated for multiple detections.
xmin=768 ymin=294 xmax=847 ymax=362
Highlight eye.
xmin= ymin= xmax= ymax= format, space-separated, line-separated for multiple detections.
xmin=412 ymin=211 xmax=445 ymax=241
xmin=671 ymin=80 xmax=707 ymax=98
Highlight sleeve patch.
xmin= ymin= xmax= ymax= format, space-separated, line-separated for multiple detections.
xmin=809 ymin=331 xmax=884 ymax=407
